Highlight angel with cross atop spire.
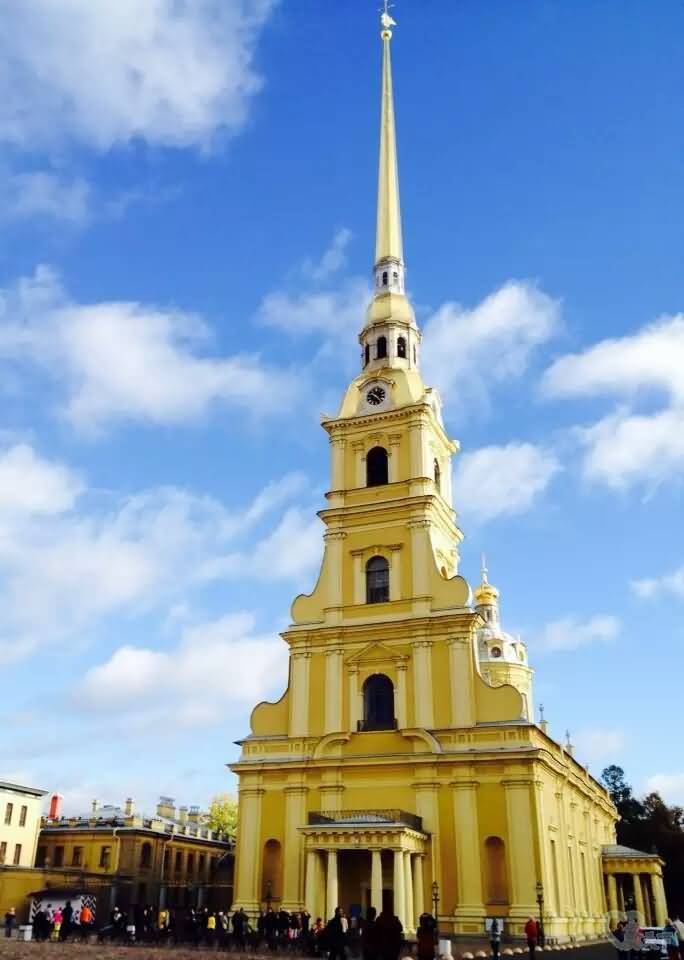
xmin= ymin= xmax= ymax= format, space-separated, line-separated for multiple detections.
xmin=380 ymin=0 xmax=397 ymax=30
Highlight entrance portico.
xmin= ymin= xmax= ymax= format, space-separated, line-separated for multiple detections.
xmin=300 ymin=810 xmax=428 ymax=932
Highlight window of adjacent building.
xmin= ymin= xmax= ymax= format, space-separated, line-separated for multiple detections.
xmin=54 ymin=845 xmax=64 ymax=867
xmin=397 ymin=336 xmax=407 ymax=359
xmin=0 ymin=842 xmax=6 ymax=864
xmin=36 ymin=846 xmax=47 ymax=868
xmin=140 ymin=841 xmax=152 ymax=868
xmin=72 ymin=846 xmax=83 ymax=867
xmin=13 ymin=844 xmax=22 ymax=865
xmin=163 ymin=849 xmax=170 ymax=874
xmin=376 ymin=336 xmax=387 ymax=359
xmin=366 ymin=555 xmax=390 ymax=604
xmin=484 ymin=836 xmax=508 ymax=903
xmin=19 ymin=805 xmax=28 ymax=827
xmin=187 ymin=853 xmax=195 ymax=877
xmin=364 ymin=344 xmax=370 ymax=366
xmin=434 ymin=459 xmax=441 ymax=492
xmin=175 ymin=851 xmax=182 ymax=873
xmin=99 ymin=845 xmax=111 ymax=869
xmin=4 ymin=802 xmax=13 ymax=825
xmin=366 ymin=446 xmax=389 ymax=487
xmin=199 ymin=853 xmax=206 ymax=875
xmin=382 ymin=271 xmax=388 ymax=286
xmin=362 ymin=673 xmax=395 ymax=730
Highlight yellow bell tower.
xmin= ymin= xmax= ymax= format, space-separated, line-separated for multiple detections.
xmin=230 ymin=10 xmax=618 ymax=941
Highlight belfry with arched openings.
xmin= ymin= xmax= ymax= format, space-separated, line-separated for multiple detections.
xmin=230 ymin=10 xmax=668 ymax=942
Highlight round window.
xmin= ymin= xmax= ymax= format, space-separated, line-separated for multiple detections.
xmin=490 ymin=646 xmax=503 ymax=658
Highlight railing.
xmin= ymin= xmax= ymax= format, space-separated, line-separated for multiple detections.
xmin=308 ymin=809 xmax=423 ymax=832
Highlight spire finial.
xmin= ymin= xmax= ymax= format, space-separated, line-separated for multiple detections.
xmin=375 ymin=2 xmax=402 ymax=268
xmin=481 ymin=553 xmax=489 ymax=584
xmin=539 ymin=703 xmax=545 ymax=723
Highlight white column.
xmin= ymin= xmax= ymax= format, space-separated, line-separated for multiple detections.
xmin=389 ymin=545 xmax=402 ymax=600
xmin=289 ymin=652 xmax=310 ymax=737
xmin=348 ymin=666 xmax=361 ymax=732
xmin=633 ymin=872 xmax=645 ymax=923
xmin=396 ymin=662 xmax=408 ymax=729
xmin=326 ymin=850 xmax=339 ymax=920
xmin=305 ymin=849 xmax=321 ymax=918
xmin=404 ymin=851 xmax=415 ymax=932
xmin=606 ymin=874 xmax=618 ymax=916
xmin=412 ymin=640 xmax=434 ymax=728
xmin=408 ymin=520 xmax=430 ymax=598
xmin=352 ymin=552 xmax=364 ymax=604
xmin=653 ymin=872 xmax=667 ymax=926
xmin=393 ymin=849 xmax=406 ymax=927
xmin=412 ymin=854 xmax=425 ymax=920
xmin=330 ymin=436 xmax=345 ymax=490
xmin=324 ymin=648 xmax=343 ymax=734
xmin=371 ymin=848 xmax=383 ymax=912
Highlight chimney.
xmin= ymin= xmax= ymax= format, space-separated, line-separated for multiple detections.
xmin=178 ymin=806 xmax=188 ymax=827
xmin=124 ymin=798 xmax=134 ymax=817
xmin=188 ymin=805 xmax=201 ymax=825
xmin=91 ymin=800 xmax=98 ymax=814
xmin=156 ymin=796 xmax=176 ymax=820
xmin=48 ymin=794 xmax=64 ymax=819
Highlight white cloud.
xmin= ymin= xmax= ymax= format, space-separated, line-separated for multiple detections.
xmin=644 ymin=773 xmax=684 ymax=805
xmin=455 ymin=442 xmax=560 ymax=522
xmin=422 ymin=282 xmax=561 ymax=416
xmin=0 ymin=0 xmax=276 ymax=151
xmin=303 ymin=228 xmax=353 ymax=283
xmin=542 ymin=314 xmax=684 ymax=404
xmin=77 ymin=612 xmax=287 ymax=729
xmin=0 ymin=266 xmax=300 ymax=431
xmin=631 ymin=564 xmax=684 ymax=600
xmin=543 ymin=314 xmax=684 ymax=490
xmin=1 ymin=170 xmax=91 ymax=224
xmin=573 ymin=728 xmax=625 ymax=767
xmin=536 ymin=615 xmax=621 ymax=652
xmin=0 ymin=446 xmax=309 ymax=664
xmin=0 ymin=444 xmax=83 ymax=517
xmin=578 ymin=407 xmax=684 ymax=490
xmin=258 ymin=277 xmax=370 ymax=340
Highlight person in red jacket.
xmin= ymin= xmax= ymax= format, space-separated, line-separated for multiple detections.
xmin=525 ymin=917 xmax=538 ymax=960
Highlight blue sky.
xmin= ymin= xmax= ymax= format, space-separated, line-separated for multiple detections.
xmin=1 ymin=0 xmax=683 ymax=815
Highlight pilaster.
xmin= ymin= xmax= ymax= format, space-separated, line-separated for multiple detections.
xmin=324 ymin=647 xmax=343 ymax=733
xmin=412 ymin=639 xmax=434 ymax=728
xmin=234 ymin=786 xmax=264 ymax=915
xmin=451 ymin=780 xmax=485 ymax=924
xmin=289 ymin=651 xmax=311 ymax=737
xmin=282 ymin=785 xmax=308 ymax=911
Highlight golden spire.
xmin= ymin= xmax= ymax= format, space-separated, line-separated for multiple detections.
xmin=375 ymin=2 xmax=403 ymax=268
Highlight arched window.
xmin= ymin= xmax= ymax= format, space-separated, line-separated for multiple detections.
xmin=376 ymin=336 xmax=387 ymax=359
xmin=434 ymin=459 xmax=441 ymax=492
xmin=484 ymin=837 xmax=509 ymax=903
xmin=382 ymin=271 xmax=388 ymax=286
xmin=140 ymin=841 xmax=152 ymax=868
xmin=262 ymin=839 xmax=282 ymax=902
xmin=366 ymin=446 xmax=388 ymax=487
xmin=362 ymin=674 xmax=395 ymax=730
xmin=397 ymin=336 xmax=407 ymax=359
xmin=364 ymin=344 xmax=370 ymax=366
xmin=366 ymin=555 xmax=389 ymax=604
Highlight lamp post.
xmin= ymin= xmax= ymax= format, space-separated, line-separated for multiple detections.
xmin=431 ymin=880 xmax=440 ymax=946
xmin=535 ymin=881 xmax=545 ymax=948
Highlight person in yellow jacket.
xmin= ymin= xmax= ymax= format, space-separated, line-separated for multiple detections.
xmin=206 ymin=912 xmax=217 ymax=948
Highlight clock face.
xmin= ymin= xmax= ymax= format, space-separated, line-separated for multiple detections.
xmin=366 ymin=386 xmax=386 ymax=406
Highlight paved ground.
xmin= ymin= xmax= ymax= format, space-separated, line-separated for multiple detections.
xmin=0 ymin=940 xmax=618 ymax=960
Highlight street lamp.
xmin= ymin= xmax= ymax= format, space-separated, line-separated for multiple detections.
xmin=431 ymin=881 xmax=440 ymax=944
xmin=535 ymin=881 xmax=545 ymax=948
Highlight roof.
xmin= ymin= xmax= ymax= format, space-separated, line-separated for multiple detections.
xmin=602 ymin=844 xmax=660 ymax=860
xmin=0 ymin=780 xmax=49 ymax=797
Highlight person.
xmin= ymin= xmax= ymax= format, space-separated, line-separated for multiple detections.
xmin=52 ymin=905 xmax=63 ymax=941
xmin=490 ymin=918 xmax=502 ymax=960
xmin=524 ymin=917 xmax=538 ymax=960
xmin=206 ymin=911 xmax=217 ymax=947
xmin=375 ymin=906 xmax=403 ymax=960
xmin=79 ymin=902 xmax=94 ymax=940
xmin=4 ymin=908 xmax=15 ymax=939
xmin=416 ymin=913 xmax=436 ymax=960
xmin=326 ymin=907 xmax=349 ymax=960
xmin=664 ymin=920 xmax=681 ymax=960
xmin=673 ymin=917 xmax=684 ymax=958
xmin=60 ymin=900 xmax=74 ymax=941
xmin=233 ymin=906 xmax=248 ymax=951
xmin=362 ymin=907 xmax=379 ymax=960
xmin=265 ymin=907 xmax=278 ymax=951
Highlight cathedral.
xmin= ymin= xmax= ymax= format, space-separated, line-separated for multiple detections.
xmin=230 ymin=14 xmax=667 ymax=941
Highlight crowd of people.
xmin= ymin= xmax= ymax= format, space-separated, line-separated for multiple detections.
xmin=3 ymin=901 xmax=436 ymax=956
